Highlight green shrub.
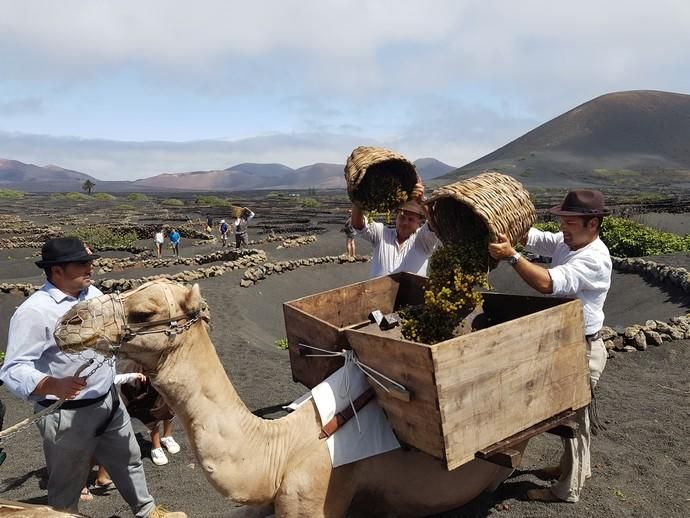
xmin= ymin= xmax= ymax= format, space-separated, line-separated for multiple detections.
xmin=127 ymin=193 xmax=150 ymax=202
xmin=71 ymin=226 xmax=138 ymax=249
xmin=93 ymin=193 xmax=116 ymax=201
xmin=0 ymin=188 xmax=24 ymax=199
xmin=274 ymin=338 xmax=289 ymax=350
xmin=65 ymin=192 xmax=90 ymax=201
xmin=300 ymin=197 xmax=321 ymax=208
xmin=535 ymin=217 xmax=690 ymax=257
xmin=117 ymin=204 xmax=136 ymax=211
xmin=195 ymin=195 xmax=231 ymax=207
xmin=161 ymin=198 xmax=184 ymax=206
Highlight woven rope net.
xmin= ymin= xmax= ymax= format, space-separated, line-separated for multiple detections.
xmin=344 ymin=146 xmax=419 ymax=212
xmin=427 ymin=171 xmax=536 ymax=251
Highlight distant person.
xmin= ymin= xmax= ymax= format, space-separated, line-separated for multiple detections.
xmin=154 ymin=228 xmax=165 ymax=258
xmin=350 ymin=181 xmax=439 ymax=277
xmin=342 ymin=209 xmax=357 ymax=257
xmin=219 ymin=219 xmax=229 ymax=247
xmin=206 ymin=215 xmax=213 ymax=234
xmin=169 ymin=229 xmax=181 ymax=257
xmin=0 ymin=236 xmax=185 ymax=517
xmin=489 ymin=189 xmax=612 ymax=504
xmin=233 ymin=208 xmax=255 ymax=248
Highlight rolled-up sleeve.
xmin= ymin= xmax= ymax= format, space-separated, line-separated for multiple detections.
xmin=415 ymin=223 xmax=440 ymax=256
xmin=0 ymin=306 xmax=51 ymax=400
xmin=357 ymin=220 xmax=383 ymax=245
xmin=525 ymin=228 xmax=562 ymax=257
xmin=549 ymin=254 xmax=609 ymax=297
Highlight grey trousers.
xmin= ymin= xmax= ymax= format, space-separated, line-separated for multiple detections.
xmin=551 ymin=336 xmax=608 ymax=502
xmin=35 ymin=389 xmax=156 ymax=517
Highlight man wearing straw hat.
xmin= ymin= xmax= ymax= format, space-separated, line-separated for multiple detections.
xmin=488 ymin=189 xmax=612 ymax=504
xmin=350 ymin=182 xmax=440 ymax=278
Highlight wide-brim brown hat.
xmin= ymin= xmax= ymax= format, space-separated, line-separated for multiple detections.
xmin=549 ymin=189 xmax=611 ymax=217
xmin=35 ymin=237 xmax=100 ymax=268
xmin=398 ymin=199 xmax=426 ymax=217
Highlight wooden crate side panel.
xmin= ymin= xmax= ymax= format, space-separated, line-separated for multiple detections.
xmin=433 ymin=300 xmax=591 ymax=470
xmin=346 ymin=329 xmax=445 ymax=459
xmin=288 ymin=276 xmax=400 ymax=328
xmin=283 ymin=303 xmax=346 ymax=388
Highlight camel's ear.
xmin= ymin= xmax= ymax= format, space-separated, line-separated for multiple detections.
xmin=185 ymin=283 xmax=202 ymax=311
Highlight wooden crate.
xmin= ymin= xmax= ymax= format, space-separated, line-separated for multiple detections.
xmin=283 ymin=273 xmax=426 ymax=388
xmin=284 ymin=272 xmax=591 ymax=470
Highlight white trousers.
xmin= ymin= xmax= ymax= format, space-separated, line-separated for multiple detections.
xmin=551 ymin=337 xmax=607 ymax=502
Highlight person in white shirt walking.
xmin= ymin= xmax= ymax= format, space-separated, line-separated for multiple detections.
xmin=0 ymin=237 xmax=186 ymax=517
xmin=489 ymin=189 xmax=612 ymax=504
xmin=153 ymin=228 xmax=165 ymax=258
xmin=351 ymin=182 xmax=440 ymax=278
xmin=233 ymin=208 xmax=255 ymax=248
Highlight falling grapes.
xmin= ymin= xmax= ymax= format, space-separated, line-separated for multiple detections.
xmin=401 ymin=239 xmax=490 ymax=345
xmin=352 ymin=167 xmax=410 ymax=215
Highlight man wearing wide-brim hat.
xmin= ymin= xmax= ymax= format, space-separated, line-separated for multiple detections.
xmin=489 ymin=189 xmax=612 ymax=504
xmin=350 ymin=181 xmax=440 ymax=277
xmin=0 ymin=237 xmax=185 ymax=517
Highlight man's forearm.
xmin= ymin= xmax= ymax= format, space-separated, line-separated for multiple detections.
xmin=513 ymin=257 xmax=553 ymax=294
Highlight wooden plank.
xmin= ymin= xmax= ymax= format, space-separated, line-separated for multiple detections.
xmin=434 ymin=299 xmax=591 ymax=470
xmin=479 ymin=449 xmax=522 ymax=469
xmin=476 ymin=410 xmax=577 ymax=458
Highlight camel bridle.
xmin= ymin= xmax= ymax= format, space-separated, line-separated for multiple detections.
xmin=57 ymin=280 xmax=204 ymax=356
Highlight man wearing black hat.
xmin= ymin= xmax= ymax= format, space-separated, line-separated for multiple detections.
xmin=489 ymin=189 xmax=612 ymax=504
xmin=0 ymin=237 xmax=185 ymax=517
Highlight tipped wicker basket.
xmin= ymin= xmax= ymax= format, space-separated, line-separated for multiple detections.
xmin=427 ymin=172 xmax=536 ymax=249
xmin=229 ymin=205 xmax=245 ymax=219
xmin=344 ymin=146 xmax=419 ymax=207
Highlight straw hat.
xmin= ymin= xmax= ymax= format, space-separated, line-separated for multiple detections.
xmin=398 ymin=199 xmax=425 ymax=217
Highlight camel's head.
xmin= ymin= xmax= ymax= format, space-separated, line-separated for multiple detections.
xmin=55 ymin=279 xmax=209 ymax=369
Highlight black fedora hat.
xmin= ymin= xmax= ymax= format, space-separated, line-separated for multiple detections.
xmin=549 ymin=189 xmax=611 ymax=217
xmin=35 ymin=237 xmax=100 ymax=269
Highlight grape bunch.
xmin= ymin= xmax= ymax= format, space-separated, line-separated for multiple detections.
xmin=401 ymin=239 xmax=489 ymax=344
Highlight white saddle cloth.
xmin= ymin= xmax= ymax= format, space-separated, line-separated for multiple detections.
xmin=287 ymin=362 xmax=400 ymax=467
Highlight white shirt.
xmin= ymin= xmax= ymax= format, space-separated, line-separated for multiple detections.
xmin=233 ymin=210 xmax=255 ymax=233
xmin=0 ymin=282 xmax=115 ymax=401
xmin=154 ymin=231 xmax=164 ymax=244
xmin=357 ymin=220 xmax=439 ymax=278
xmin=526 ymin=228 xmax=612 ymax=335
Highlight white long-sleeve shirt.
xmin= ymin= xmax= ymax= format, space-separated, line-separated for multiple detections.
xmin=0 ymin=282 xmax=114 ymax=401
xmin=525 ymin=228 xmax=612 ymax=335
xmin=357 ymin=221 xmax=439 ymax=278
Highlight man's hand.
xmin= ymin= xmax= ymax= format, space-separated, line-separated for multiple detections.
xmin=488 ymin=233 xmax=516 ymax=261
xmin=34 ymin=376 xmax=87 ymax=400
xmin=410 ymin=182 xmax=425 ymax=201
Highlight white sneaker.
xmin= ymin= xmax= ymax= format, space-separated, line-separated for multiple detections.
xmin=151 ymin=447 xmax=169 ymax=466
xmin=160 ymin=436 xmax=181 ymax=454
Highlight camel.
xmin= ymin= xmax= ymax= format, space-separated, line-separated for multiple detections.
xmin=54 ymin=279 xmax=526 ymax=517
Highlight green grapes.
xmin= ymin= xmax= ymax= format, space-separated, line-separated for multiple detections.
xmin=401 ymin=240 xmax=489 ymax=344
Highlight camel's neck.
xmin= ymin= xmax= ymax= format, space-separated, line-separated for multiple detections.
xmin=151 ymin=324 xmax=320 ymax=505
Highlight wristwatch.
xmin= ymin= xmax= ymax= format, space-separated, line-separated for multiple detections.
xmin=508 ymin=252 xmax=522 ymax=266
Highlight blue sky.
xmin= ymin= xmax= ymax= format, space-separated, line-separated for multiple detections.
xmin=1 ymin=0 xmax=690 ymax=180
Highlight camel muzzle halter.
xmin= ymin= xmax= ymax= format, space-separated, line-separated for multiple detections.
xmin=57 ymin=280 xmax=203 ymax=356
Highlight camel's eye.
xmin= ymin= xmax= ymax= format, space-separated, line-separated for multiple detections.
xmin=129 ymin=311 xmax=153 ymax=323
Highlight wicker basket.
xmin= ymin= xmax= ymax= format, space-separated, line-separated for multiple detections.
xmin=229 ymin=206 xmax=245 ymax=219
xmin=427 ymin=172 xmax=536 ymax=249
xmin=344 ymin=146 xmax=419 ymax=208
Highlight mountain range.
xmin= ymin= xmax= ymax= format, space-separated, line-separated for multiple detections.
xmin=0 ymin=157 xmax=454 ymax=193
xmin=2 ymin=90 xmax=690 ymax=192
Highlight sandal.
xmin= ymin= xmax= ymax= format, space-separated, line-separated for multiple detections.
xmin=80 ymin=487 xmax=94 ymax=502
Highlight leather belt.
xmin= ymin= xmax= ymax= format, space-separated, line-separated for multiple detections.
xmin=38 ymin=391 xmax=108 ymax=409
xmin=586 ymin=330 xmax=602 ymax=342
xmin=319 ymin=388 xmax=375 ymax=439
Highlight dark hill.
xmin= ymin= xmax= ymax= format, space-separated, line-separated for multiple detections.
xmin=440 ymin=90 xmax=690 ymax=189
